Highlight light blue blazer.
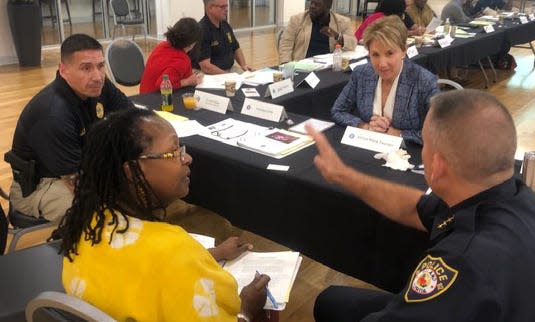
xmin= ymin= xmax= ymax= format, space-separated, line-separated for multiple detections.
xmin=331 ymin=59 xmax=439 ymax=145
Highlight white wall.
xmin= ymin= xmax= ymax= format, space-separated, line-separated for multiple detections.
xmin=278 ymin=0 xmax=305 ymax=25
xmin=0 ymin=0 xmax=18 ymax=65
xmin=156 ymin=0 xmax=205 ymax=36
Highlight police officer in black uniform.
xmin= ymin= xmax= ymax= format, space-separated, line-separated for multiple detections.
xmin=7 ymin=34 xmax=133 ymax=222
xmin=307 ymin=89 xmax=535 ymax=321
xmin=197 ymin=0 xmax=253 ymax=74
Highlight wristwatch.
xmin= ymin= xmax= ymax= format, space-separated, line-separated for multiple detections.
xmin=237 ymin=313 xmax=251 ymax=322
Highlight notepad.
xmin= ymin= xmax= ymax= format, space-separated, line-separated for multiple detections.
xmin=223 ymin=251 xmax=302 ymax=310
xmin=155 ymin=111 xmax=188 ymax=122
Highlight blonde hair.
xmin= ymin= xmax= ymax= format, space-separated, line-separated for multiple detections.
xmin=363 ymin=15 xmax=407 ymax=51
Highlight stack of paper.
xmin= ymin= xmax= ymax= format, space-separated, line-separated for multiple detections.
xmin=281 ymin=60 xmax=327 ymax=72
xmin=242 ymin=68 xmax=279 ymax=86
xmin=288 ymin=118 xmax=335 ymax=134
xmin=237 ymin=128 xmax=314 ymax=158
xmin=196 ymin=73 xmax=243 ymax=90
xmin=223 ymin=251 xmax=302 ymax=310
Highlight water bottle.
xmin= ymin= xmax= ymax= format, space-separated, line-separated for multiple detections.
xmin=443 ymin=18 xmax=451 ymax=36
xmin=160 ymin=74 xmax=173 ymax=112
xmin=333 ymin=44 xmax=342 ymax=72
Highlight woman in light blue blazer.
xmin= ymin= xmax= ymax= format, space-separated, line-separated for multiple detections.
xmin=332 ymin=16 xmax=439 ymax=145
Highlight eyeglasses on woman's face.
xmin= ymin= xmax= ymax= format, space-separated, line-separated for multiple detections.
xmin=138 ymin=145 xmax=188 ymax=165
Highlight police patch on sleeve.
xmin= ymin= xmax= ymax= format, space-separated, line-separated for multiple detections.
xmin=404 ymin=255 xmax=458 ymax=303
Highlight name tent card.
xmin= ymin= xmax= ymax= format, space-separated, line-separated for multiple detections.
xmin=341 ymin=126 xmax=403 ymax=153
xmin=520 ymin=16 xmax=529 ymax=24
xmin=438 ymin=36 xmax=453 ymax=48
xmin=484 ymin=25 xmax=495 ymax=33
xmin=241 ymin=98 xmax=288 ymax=122
xmin=529 ymin=13 xmax=535 ymax=21
xmin=265 ymin=78 xmax=294 ymax=99
xmin=194 ymin=90 xmax=233 ymax=114
xmin=295 ymin=72 xmax=320 ymax=89
xmin=406 ymin=45 xmax=419 ymax=59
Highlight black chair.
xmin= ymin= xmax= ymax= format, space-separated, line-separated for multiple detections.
xmin=361 ymin=0 xmax=380 ymax=18
xmin=39 ymin=0 xmax=72 ymax=26
xmin=0 ymin=202 xmax=8 ymax=255
xmin=105 ymin=38 xmax=145 ymax=86
xmin=109 ymin=0 xmax=147 ymax=41
xmin=0 ymin=187 xmax=55 ymax=254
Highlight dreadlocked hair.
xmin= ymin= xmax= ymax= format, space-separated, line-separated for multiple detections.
xmin=53 ymin=108 xmax=167 ymax=261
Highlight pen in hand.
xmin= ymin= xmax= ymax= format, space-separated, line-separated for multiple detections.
xmin=256 ymin=270 xmax=278 ymax=309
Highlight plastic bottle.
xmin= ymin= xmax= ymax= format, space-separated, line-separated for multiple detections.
xmin=160 ymin=74 xmax=173 ymax=112
xmin=443 ymin=18 xmax=451 ymax=37
xmin=332 ymin=44 xmax=342 ymax=72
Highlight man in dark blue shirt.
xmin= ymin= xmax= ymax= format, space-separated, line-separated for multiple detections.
xmin=308 ymin=89 xmax=535 ymax=321
xmin=8 ymin=34 xmax=133 ymax=222
xmin=197 ymin=0 xmax=253 ymax=74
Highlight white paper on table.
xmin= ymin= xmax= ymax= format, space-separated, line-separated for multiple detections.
xmin=223 ymin=251 xmax=302 ymax=305
xmin=189 ymin=233 xmax=215 ymax=249
xmin=426 ymin=17 xmax=442 ymax=33
xmin=199 ymin=118 xmax=268 ymax=147
xmin=288 ymin=118 xmax=335 ymax=134
xmin=171 ymin=120 xmax=208 ymax=138
xmin=344 ymin=45 xmax=369 ymax=60
xmin=242 ymin=87 xmax=261 ymax=97
xmin=350 ymin=59 xmax=368 ymax=70
xmin=242 ymin=68 xmax=279 ymax=86
xmin=312 ymin=53 xmax=333 ymax=65
xmin=196 ymin=73 xmax=242 ymax=90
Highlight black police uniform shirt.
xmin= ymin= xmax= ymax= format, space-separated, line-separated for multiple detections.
xmin=11 ymin=72 xmax=133 ymax=180
xmin=362 ymin=177 xmax=535 ymax=321
xmin=198 ymin=15 xmax=240 ymax=71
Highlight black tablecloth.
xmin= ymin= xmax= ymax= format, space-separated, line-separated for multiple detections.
xmin=131 ymin=92 xmax=429 ymax=292
xmin=190 ymin=68 xmax=351 ymax=121
xmin=412 ymin=20 xmax=535 ymax=72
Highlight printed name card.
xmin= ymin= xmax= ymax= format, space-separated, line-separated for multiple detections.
xmin=241 ymin=98 xmax=288 ymax=122
xmin=340 ymin=126 xmax=403 ymax=153
xmin=438 ymin=35 xmax=453 ymax=48
xmin=529 ymin=14 xmax=535 ymax=21
xmin=484 ymin=25 xmax=495 ymax=33
xmin=520 ymin=16 xmax=529 ymax=24
xmin=266 ymin=78 xmax=294 ymax=99
xmin=303 ymin=72 xmax=320 ymax=89
xmin=406 ymin=45 xmax=419 ymax=59
xmin=194 ymin=90 xmax=233 ymax=114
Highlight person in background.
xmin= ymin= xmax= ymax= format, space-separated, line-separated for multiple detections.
xmin=441 ymin=0 xmax=471 ymax=24
xmin=197 ymin=0 xmax=253 ymax=74
xmin=466 ymin=0 xmax=512 ymax=16
xmin=355 ymin=0 xmax=425 ymax=42
xmin=333 ymin=16 xmax=439 ymax=145
xmin=311 ymin=89 xmax=535 ymax=322
xmin=6 ymin=33 xmax=133 ymax=222
xmin=54 ymin=108 xmax=271 ymax=322
xmin=140 ymin=18 xmax=204 ymax=94
xmin=278 ymin=0 xmax=356 ymax=64
xmin=406 ymin=0 xmax=437 ymax=27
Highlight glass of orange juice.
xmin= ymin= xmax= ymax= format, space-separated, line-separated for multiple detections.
xmin=182 ymin=93 xmax=197 ymax=110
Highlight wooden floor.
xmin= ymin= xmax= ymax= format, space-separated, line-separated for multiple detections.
xmin=2 ymin=25 xmax=535 ymax=321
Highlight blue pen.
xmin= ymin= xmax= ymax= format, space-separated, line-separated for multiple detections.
xmin=256 ymin=270 xmax=278 ymax=309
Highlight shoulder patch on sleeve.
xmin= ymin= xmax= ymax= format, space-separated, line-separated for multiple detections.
xmin=404 ymin=255 xmax=458 ymax=303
